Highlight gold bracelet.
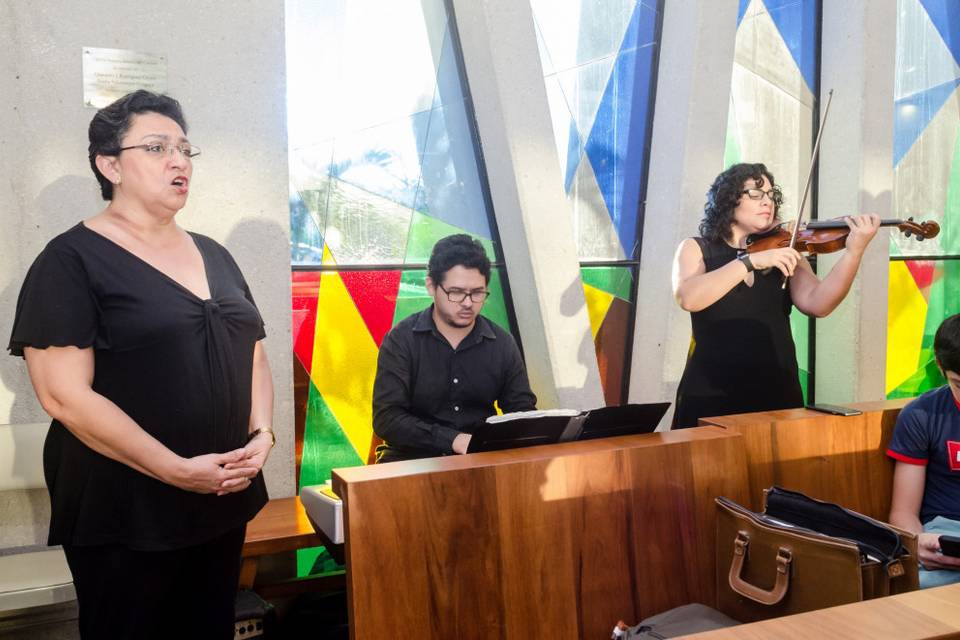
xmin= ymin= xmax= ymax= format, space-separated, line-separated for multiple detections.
xmin=247 ymin=427 xmax=275 ymax=447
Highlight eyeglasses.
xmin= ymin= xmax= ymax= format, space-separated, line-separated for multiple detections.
xmin=438 ymin=284 xmax=490 ymax=303
xmin=741 ymin=187 xmax=781 ymax=203
xmin=119 ymin=142 xmax=201 ymax=159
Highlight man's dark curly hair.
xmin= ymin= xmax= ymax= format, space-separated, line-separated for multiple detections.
xmin=935 ymin=314 xmax=960 ymax=374
xmin=427 ymin=234 xmax=491 ymax=285
xmin=88 ymin=90 xmax=188 ymax=201
xmin=699 ymin=162 xmax=783 ymax=242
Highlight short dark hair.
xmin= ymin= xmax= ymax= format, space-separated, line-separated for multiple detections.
xmin=935 ymin=314 xmax=960 ymax=374
xmin=427 ymin=234 xmax=491 ymax=285
xmin=699 ymin=162 xmax=783 ymax=242
xmin=88 ymin=90 xmax=188 ymax=200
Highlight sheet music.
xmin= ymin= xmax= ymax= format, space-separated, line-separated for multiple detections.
xmin=485 ymin=408 xmax=582 ymax=424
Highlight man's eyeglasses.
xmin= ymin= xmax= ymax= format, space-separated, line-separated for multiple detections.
xmin=741 ymin=187 xmax=781 ymax=203
xmin=119 ymin=142 xmax=202 ymax=159
xmin=438 ymin=284 xmax=490 ymax=303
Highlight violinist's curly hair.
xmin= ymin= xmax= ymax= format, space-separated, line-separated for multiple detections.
xmin=935 ymin=313 xmax=960 ymax=374
xmin=699 ymin=163 xmax=783 ymax=243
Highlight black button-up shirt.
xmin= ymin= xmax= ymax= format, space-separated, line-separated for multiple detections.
xmin=373 ymin=306 xmax=537 ymax=462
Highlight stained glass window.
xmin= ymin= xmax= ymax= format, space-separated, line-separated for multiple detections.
xmin=531 ymin=0 xmax=663 ymax=403
xmin=887 ymin=0 xmax=960 ymax=398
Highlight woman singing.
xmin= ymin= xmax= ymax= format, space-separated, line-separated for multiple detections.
xmin=9 ymin=90 xmax=274 ymax=638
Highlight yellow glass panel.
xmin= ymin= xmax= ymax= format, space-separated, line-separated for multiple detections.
xmin=309 ymin=247 xmax=379 ymax=460
xmin=582 ymin=283 xmax=614 ymax=340
xmin=886 ymin=261 xmax=928 ymax=394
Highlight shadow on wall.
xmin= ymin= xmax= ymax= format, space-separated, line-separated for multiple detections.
xmin=2 ymin=175 xmax=101 ymax=428
xmin=555 ymin=274 xmax=605 ymax=410
xmin=224 ymin=217 xmax=290 ymax=292
xmin=0 ymin=174 xmax=100 ymax=546
xmin=224 ymin=216 xmax=292 ymax=494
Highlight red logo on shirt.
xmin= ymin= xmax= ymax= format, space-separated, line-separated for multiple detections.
xmin=948 ymin=441 xmax=960 ymax=472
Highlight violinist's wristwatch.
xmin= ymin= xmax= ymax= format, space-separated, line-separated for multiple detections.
xmin=738 ymin=253 xmax=755 ymax=273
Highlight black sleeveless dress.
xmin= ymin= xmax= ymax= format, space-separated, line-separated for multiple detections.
xmin=672 ymin=237 xmax=804 ymax=428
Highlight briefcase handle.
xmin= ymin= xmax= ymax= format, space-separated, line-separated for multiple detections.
xmin=728 ymin=531 xmax=792 ymax=605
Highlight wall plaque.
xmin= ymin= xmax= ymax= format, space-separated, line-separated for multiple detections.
xmin=82 ymin=47 xmax=167 ymax=108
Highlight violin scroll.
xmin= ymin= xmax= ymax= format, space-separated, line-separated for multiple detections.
xmin=897 ymin=217 xmax=939 ymax=241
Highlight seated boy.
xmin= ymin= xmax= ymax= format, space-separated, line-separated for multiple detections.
xmin=888 ymin=313 xmax=960 ymax=587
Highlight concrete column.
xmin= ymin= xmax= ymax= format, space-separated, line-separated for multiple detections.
xmin=449 ymin=0 xmax=604 ymax=409
xmin=814 ymin=1 xmax=895 ymax=403
xmin=627 ymin=0 xmax=739 ymax=426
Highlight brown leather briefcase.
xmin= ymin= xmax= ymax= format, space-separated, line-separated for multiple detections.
xmin=716 ymin=487 xmax=919 ymax=622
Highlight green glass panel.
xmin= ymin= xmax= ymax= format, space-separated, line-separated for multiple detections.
xmin=296 ymin=547 xmax=345 ymax=579
xmin=943 ymin=129 xmax=960 ymax=255
xmin=790 ymin=306 xmax=809 ymax=404
xmin=404 ymin=210 xmax=495 ymax=264
xmin=886 ymin=261 xmax=960 ymax=399
xmin=391 ymin=268 xmax=511 ymax=332
xmin=392 ymin=269 xmax=432 ymax=326
xmin=723 ymin=97 xmax=742 ymax=170
xmin=298 ymin=382 xmax=362 ymax=491
xmin=480 ymin=269 xmax=510 ymax=331
xmin=580 ymin=266 xmax=632 ymax=301
xmin=888 ymin=348 xmax=944 ymax=399
xmin=923 ymin=262 xmax=960 ymax=355
xmin=296 ymin=383 xmax=358 ymax=578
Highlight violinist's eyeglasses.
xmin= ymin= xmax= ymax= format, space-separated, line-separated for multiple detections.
xmin=741 ymin=187 xmax=782 ymax=203
xmin=438 ymin=284 xmax=490 ymax=303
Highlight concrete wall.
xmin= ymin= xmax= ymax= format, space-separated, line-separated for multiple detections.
xmin=0 ymin=0 xmax=294 ymax=549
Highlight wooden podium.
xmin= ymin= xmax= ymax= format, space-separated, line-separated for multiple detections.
xmin=328 ymin=399 xmax=947 ymax=639
xmin=333 ymin=427 xmax=749 ymax=639
xmin=698 ymin=398 xmax=911 ymax=520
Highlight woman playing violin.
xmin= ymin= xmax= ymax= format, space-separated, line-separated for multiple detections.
xmin=670 ymin=162 xmax=880 ymax=428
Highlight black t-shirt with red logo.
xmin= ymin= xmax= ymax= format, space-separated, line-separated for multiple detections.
xmin=887 ymin=385 xmax=960 ymax=524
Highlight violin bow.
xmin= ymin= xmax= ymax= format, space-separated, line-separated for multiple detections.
xmin=783 ymin=88 xmax=834 ymax=289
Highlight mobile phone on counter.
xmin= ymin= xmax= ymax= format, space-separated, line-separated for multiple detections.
xmin=805 ymin=403 xmax=862 ymax=416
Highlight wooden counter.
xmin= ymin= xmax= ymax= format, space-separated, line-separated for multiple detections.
xmin=679 ymin=582 xmax=960 ymax=639
xmin=333 ymin=427 xmax=749 ymax=640
xmin=324 ymin=399 xmax=941 ymax=639
xmin=699 ymin=399 xmax=910 ymax=519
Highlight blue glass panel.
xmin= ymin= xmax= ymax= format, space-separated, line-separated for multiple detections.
xmin=583 ymin=1 xmax=659 ymax=259
xmin=765 ymin=0 xmax=820 ymax=93
xmin=290 ymin=190 xmax=325 ymax=265
xmin=411 ymin=22 xmax=494 ymax=239
xmin=413 ymin=101 xmax=494 ymax=238
xmin=738 ymin=0 xmax=750 ymax=26
xmin=893 ymin=78 xmax=960 ymax=167
xmin=919 ymin=0 xmax=960 ymax=66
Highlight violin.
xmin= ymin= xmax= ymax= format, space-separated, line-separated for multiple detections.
xmin=745 ymin=217 xmax=940 ymax=255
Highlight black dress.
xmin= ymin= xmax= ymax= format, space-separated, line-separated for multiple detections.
xmin=672 ymin=237 xmax=804 ymax=428
xmin=8 ymin=223 xmax=268 ymax=550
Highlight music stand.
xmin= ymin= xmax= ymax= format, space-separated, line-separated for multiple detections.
xmin=467 ymin=410 xmax=582 ymax=453
xmin=575 ymin=402 xmax=671 ymax=441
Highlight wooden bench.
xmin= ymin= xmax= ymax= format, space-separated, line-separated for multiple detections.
xmin=241 ymin=495 xmax=343 ymax=597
